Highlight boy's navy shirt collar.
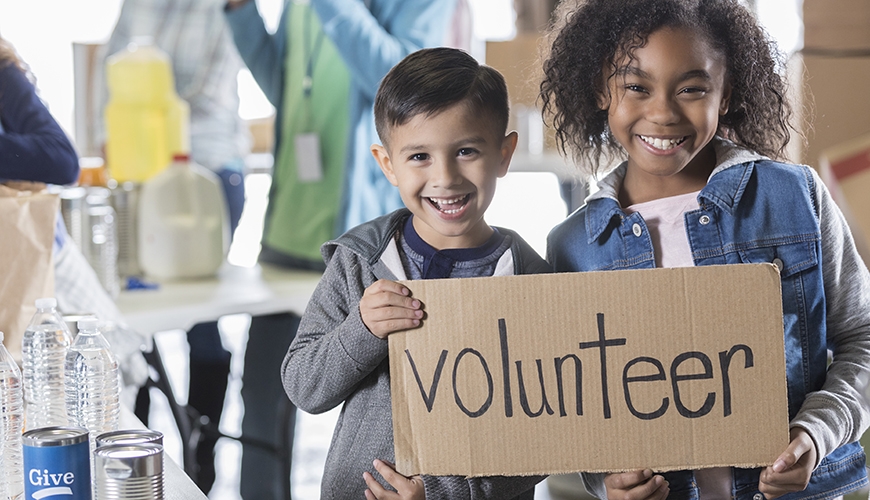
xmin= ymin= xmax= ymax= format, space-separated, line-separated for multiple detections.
xmin=403 ymin=216 xmax=505 ymax=280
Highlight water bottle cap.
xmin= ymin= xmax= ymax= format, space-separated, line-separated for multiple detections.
xmin=35 ymin=297 xmax=57 ymax=310
xmin=77 ymin=317 xmax=100 ymax=332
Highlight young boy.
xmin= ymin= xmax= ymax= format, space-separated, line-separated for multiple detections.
xmin=281 ymin=47 xmax=550 ymax=499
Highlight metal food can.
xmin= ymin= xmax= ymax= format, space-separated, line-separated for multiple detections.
xmin=94 ymin=443 xmax=164 ymax=500
xmin=23 ymin=427 xmax=91 ymax=500
xmin=109 ymin=181 xmax=141 ymax=279
xmin=95 ymin=429 xmax=163 ymax=448
xmin=85 ymin=203 xmax=120 ymax=298
xmin=60 ymin=186 xmax=88 ymax=250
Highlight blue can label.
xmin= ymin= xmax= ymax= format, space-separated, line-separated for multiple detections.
xmin=23 ymin=428 xmax=91 ymax=500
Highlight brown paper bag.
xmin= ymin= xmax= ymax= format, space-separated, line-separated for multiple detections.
xmin=0 ymin=183 xmax=58 ymax=361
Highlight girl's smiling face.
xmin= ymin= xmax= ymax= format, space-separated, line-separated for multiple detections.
xmin=601 ymin=26 xmax=731 ymax=205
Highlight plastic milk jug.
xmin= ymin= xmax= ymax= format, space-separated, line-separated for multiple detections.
xmin=104 ymin=38 xmax=190 ymax=183
xmin=138 ymin=154 xmax=228 ymax=279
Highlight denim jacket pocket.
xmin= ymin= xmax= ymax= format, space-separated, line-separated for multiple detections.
xmin=736 ymin=239 xmax=818 ymax=279
xmin=737 ymin=238 xmax=824 ymax=417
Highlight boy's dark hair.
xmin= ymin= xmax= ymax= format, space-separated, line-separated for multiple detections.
xmin=374 ymin=47 xmax=510 ymax=147
xmin=540 ymin=0 xmax=797 ymax=176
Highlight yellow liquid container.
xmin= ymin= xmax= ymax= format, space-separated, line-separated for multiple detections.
xmin=104 ymin=40 xmax=190 ymax=183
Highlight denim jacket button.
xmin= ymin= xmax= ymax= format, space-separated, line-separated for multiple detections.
xmin=753 ymin=494 xmax=764 ymax=500
xmin=699 ymin=214 xmax=711 ymax=225
xmin=773 ymin=258 xmax=784 ymax=271
xmin=632 ymin=223 xmax=642 ymax=237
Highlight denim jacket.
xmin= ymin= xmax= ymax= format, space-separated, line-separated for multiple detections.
xmin=547 ymin=139 xmax=870 ymax=500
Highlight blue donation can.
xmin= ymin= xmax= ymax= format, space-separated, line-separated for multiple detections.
xmin=23 ymin=427 xmax=91 ymax=500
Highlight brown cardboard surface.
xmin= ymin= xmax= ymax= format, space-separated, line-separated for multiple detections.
xmin=389 ymin=265 xmax=788 ymax=477
xmin=796 ymin=54 xmax=870 ymax=168
xmin=246 ymin=115 xmax=275 ymax=154
xmin=485 ymin=34 xmax=543 ymax=108
xmin=803 ymin=0 xmax=870 ymax=51
xmin=485 ymin=35 xmax=561 ymax=153
xmin=820 ymin=133 xmax=870 ymax=264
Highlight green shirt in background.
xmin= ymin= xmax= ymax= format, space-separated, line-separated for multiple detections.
xmin=264 ymin=2 xmax=350 ymax=264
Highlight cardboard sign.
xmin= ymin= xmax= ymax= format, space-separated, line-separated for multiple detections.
xmin=389 ymin=264 xmax=789 ymax=477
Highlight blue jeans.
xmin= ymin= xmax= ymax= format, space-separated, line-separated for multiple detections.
xmin=240 ymin=313 xmax=299 ymax=500
xmin=216 ymin=164 xmax=245 ymax=237
xmin=185 ymin=163 xmax=246 ymax=491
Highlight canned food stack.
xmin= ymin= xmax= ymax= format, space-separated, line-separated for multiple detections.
xmin=109 ymin=181 xmax=141 ymax=278
xmin=59 ymin=186 xmax=88 ymax=250
xmin=59 ymin=186 xmax=121 ymax=298
xmin=83 ymin=189 xmax=120 ymax=298
xmin=94 ymin=443 xmax=164 ymax=500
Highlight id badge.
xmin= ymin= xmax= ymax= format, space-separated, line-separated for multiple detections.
xmin=295 ymin=133 xmax=323 ymax=182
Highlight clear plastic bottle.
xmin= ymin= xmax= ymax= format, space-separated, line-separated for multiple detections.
xmin=21 ymin=297 xmax=71 ymax=431
xmin=64 ymin=317 xmax=120 ymax=442
xmin=0 ymin=331 xmax=24 ymax=500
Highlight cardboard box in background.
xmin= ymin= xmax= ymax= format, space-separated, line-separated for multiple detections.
xmin=803 ymin=0 xmax=870 ymax=52
xmin=796 ymin=0 xmax=870 ymax=168
xmin=485 ymin=34 xmax=543 ymax=109
xmin=820 ymin=133 xmax=870 ymax=265
xmin=513 ymin=0 xmax=558 ymax=34
xmin=795 ymin=54 xmax=870 ymax=169
xmin=485 ymin=34 xmax=559 ymax=153
xmin=389 ymin=265 xmax=789 ymax=477
xmin=246 ymin=115 xmax=275 ymax=154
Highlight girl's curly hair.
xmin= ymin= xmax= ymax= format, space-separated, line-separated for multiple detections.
xmin=540 ymin=0 xmax=797 ymax=176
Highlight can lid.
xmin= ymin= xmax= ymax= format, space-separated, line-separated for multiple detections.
xmin=23 ymin=427 xmax=89 ymax=447
xmin=95 ymin=443 xmax=164 ymax=479
xmin=96 ymin=429 xmax=164 ymax=448
xmin=35 ymin=297 xmax=57 ymax=310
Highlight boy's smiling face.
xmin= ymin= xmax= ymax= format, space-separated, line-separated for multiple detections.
xmin=372 ymin=102 xmax=517 ymax=250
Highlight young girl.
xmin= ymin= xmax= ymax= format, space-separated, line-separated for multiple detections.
xmin=540 ymin=1 xmax=870 ymax=499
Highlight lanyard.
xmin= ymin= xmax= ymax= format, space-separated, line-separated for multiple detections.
xmin=302 ymin=6 xmax=325 ymax=99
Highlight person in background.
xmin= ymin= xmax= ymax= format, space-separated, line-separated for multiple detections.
xmin=224 ymin=1 xmax=455 ymax=498
xmin=541 ymin=0 xmax=870 ymax=498
xmin=284 ymin=46 xmax=549 ymax=500
xmin=225 ymin=0 xmax=456 ymax=270
xmin=0 ymin=34 xmax=149 ymax=403
xmin=102 ymin=0 xmax=251 ymax=492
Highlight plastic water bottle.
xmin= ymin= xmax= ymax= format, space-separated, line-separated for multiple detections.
xmin=0 ymin=331 xmax=24 ymax=500
xmin=64 ymin=318 xmax=120 ymax=442
xmin=21 ymin=297 xmax=71 ymax=431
